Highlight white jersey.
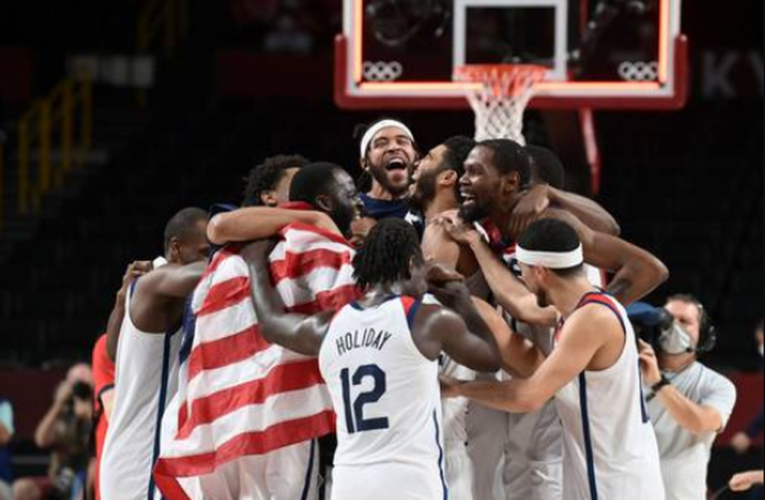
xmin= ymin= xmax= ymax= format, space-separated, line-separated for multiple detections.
xmin=101 ymin=281 xmax=183 ymax=500
xmin=319 ymin=296 xmax=447 ymax=500
xmin=555 ymin=292 xmax=665 ymax=500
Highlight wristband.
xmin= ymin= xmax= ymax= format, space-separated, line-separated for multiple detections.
xmin=652 ymin=375 xmax=671 ymax=394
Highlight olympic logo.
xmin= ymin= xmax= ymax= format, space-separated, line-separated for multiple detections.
xmin=618 ymin=61 xmax=659 ymax=82
xmin=363 ymin=61 xmax=404 ymax=82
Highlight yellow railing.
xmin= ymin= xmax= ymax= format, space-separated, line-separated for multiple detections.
xmin=138 ymin=0 xmax=188 ymax=56
xmin=16 ymin=72 xmax=92 ymax=217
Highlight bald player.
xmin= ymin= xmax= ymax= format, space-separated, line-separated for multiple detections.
xmin=100 ymin=207 xmax=210 ymax=500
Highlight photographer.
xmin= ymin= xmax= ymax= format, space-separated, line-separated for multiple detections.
xmin=13 ymin=365 xmax=93 ymax=500
xmin=629 ymin=295 xmax=737 ymax=500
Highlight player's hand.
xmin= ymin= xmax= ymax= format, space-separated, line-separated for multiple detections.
xmin=240 ymin=239 xmax=277 ymax=267
xmin=425 ymin=262 xmax=464 ymax=286
xmin=731 ymin=432 xmax=753 ymax=455
xmin=638 ymin=340 xmax=662 ymax=386
xmin=436 ymin=216 xmax=481 ymax=247
xmin=510 ymin=184 xmax=550 ymax=237
xmin=730 ymin=471 xmax=764 ymax=491
xmin=117 ymin=260 xmax=153 ymax=304
xmin=429 ymin=279 xmax=472 ymax=311
xmin=439 ymin=375 xmax=464 ymax=399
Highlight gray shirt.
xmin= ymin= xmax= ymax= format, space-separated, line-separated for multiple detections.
xmin=646 ymin=362 xmax=737 ymax=500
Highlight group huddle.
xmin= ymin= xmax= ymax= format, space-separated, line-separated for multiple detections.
xmin=96 ymin=118 xmax=724 ymax=500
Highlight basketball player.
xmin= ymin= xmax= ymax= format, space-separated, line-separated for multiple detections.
xmin=439 ymin=139 xmax=668 ymax=316
xmin=100 ymin=207 xmax=210 ymax=500
xmin=443 ymin=218 xmax=666 ymax=500
xmin=509 ymin=145 xmax=621 ymax=238
xmin=207 ymin=160 xmax=351 ymax=245
xmin=416 ymin=141 xmax=639 ymax=500
xmin=353 ymin=118 xmax=418 ymax=243
xmin=242 ymin=154 xmax=308 ymax=208
xmin=357 ymin=118 xmax=417 ymax=219
xmin=410 ymin=135 xmax=482 ymax=500
xmin=244 ymin=218 xmax=504 ymax=500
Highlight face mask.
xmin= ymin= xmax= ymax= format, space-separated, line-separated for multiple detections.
xmin=659 ymin=322 xmax=696 ymax=355
xmin=759 ymin=345 xmax=764 ymax=358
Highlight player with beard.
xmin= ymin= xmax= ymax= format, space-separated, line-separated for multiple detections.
xmin=442 ymin=218 xmax=666 ymax=500
xmin=352 ymin=119 xmax=418 ymax=243
xmin=441 ymin=139 xmax=668 ymax=317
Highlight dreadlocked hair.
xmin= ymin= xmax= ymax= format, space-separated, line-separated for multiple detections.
xmin=242 ymin=154 xmax=309 ymax=207
xmin=353 ymin=218 xmax=424 ymax=290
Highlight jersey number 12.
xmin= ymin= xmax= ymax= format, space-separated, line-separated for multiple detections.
xmin=340 ymin=364 xmax=389 ymax=434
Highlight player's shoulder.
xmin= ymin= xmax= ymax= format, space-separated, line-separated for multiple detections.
xmin=564 ymin=300 xmax=624 ymax=339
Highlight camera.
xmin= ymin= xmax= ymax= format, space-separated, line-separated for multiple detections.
xmin=626 ymin=302 xmax=674 ymax=350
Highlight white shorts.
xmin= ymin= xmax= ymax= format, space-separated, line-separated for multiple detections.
xmin=445 ymin=442 xmax=474 ymax=500
xmin=175 ymin=440 xmax=319 ymax=500
xmin=331 ymin=462 xmax=445 ymax=500
xmin=467 ymin=401 xmax=563 ymax=500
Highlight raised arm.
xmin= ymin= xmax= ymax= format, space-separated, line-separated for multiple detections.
xmin=423 ymin=280 xmax=501 ymax=373
xmin=138 ymin=261 xmax=207 ymax=299
xmin=548 ymin=188 xmax=621 ymax=236
xmin=208 ymin=207 xmax=341 ymax=245
xmin=542 ymin=208 xmax=669 ymax=305
xmin=471 ymin=297 xmax=545 ymax=378
xmin=446 ymin=306 xmax=615 ymax=413
xmin=438 ymin=219 xmax=558 ymax=327
xmin=509 ymin=185 xmax=621 ymax=237
xmin=243 ymin=240 xmax=331 ymax=356
xmin=106 ymin=261 xmax=152 ymax=361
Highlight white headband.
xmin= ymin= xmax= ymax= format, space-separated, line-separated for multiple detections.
xmin=515 ymin=244 xmax=584 ymax=269
xmin=360 ymin=120 xmax=415 ymax=158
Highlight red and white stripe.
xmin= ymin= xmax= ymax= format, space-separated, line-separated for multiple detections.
xmin=155 ymin=223 xmax=361 ymax=499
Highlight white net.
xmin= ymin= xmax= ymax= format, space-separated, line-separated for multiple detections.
xmin=455 ymin=65 xmax=547 ymax=145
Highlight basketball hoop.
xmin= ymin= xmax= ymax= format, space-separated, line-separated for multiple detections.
xmin=454 ymin=64 xmax=548 ymax=144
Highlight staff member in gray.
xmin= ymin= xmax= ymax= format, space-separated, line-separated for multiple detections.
xmin=636 ymin=295 xmax=737 ymax=500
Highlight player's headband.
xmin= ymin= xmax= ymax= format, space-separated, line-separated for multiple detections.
xmin=360 ymin=120 xmax=415 ymax=158
xmin=515 ymin=244 xmax=584 ymax=269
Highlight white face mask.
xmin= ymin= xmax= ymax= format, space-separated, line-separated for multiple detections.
xmin=759 ymin=345 xmax=764 ymax=358
xmin=659 ymin=322 xmax=696 ymax=355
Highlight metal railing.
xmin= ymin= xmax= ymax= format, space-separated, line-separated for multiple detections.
xmin=137 ymin=0 xmax=188 ymax=56
xmin=16 ymin=72 xmax=93 ymax=218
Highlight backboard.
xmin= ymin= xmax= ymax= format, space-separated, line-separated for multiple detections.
xmin=335 ymin=0 xmax=688 ymax=110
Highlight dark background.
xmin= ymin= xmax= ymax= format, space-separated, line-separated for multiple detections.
xmin=0 ymin=0 xmax=761 ymax=490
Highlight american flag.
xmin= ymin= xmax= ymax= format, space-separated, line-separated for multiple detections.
xmin=154 ymin=222 xmax=360 ymax=499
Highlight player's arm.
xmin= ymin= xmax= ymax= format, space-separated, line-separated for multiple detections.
xmin=510 ymin=185 xmax=621 ymax=237
xmin=106 ymin=261 xmax=152 ymax=361
xmin=438 ymin=219 xmax=557 ymax=327
xmin=446 ymin=307 xmax=613 ymax=413
xmin=136 ymin=261 xmax=207 ymax=300
xmin=424 ymin=281 xmax=502 ymax=372
xmin=208 ymin=207 xmax=341 ymax=245
xmin=243 ymin=240 xmax=330 ymax=356
xmin=548 ymin=188 xmax=621 ymax=236
xmin=639 ymin=340 xmax=733 ymax=434
xmin=542 ymin=208 xmax=669 ymax=305
xmin=472 ymin=297 xmax=545 ymax=378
